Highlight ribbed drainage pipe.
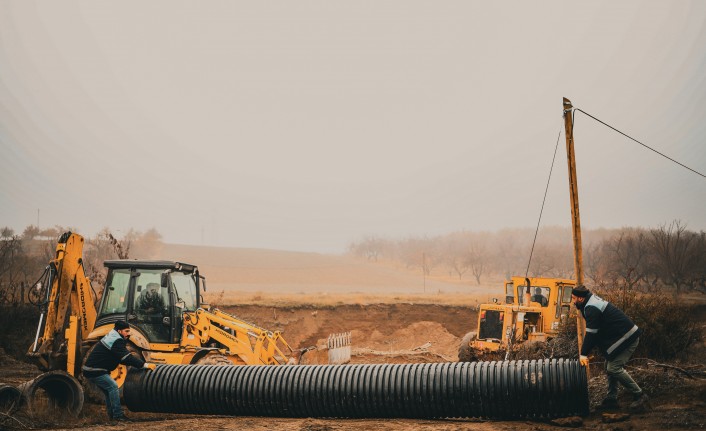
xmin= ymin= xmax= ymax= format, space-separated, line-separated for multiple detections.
xmin=125 ymin=359 xmax=588 ymax=419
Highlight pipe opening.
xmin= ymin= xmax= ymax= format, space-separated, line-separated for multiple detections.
xmin=0 ymin=384 xmax=22 ymax=414
xmin=19 ymin=371 xmax=84 ymax=417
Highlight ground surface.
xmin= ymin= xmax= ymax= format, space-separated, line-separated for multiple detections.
xmin=2 ymin=246 xmax=705 ymax=429
xmin=2 ymin=302 xmax=706 ymax=430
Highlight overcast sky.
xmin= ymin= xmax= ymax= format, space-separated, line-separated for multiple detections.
xmin=1 ymin=1 xmax=705 ymax=253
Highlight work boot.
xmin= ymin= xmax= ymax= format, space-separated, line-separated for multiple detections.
xmin=629 ymin=392 xmax=650 ymax=412
xmin=599 ymin=397 xmax=619 ymax=409
xmin=112 ymin=415 xmax=134 ymax=423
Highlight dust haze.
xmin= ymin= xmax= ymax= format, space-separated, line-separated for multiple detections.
xmin=1 ymin=1 xmax=706 ymax=253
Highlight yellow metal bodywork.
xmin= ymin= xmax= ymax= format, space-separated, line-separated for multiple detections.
xmin=65 ymin=316 xmax=78 ymax=376
xmin=470 ymin=276 xmax=575 ymax=352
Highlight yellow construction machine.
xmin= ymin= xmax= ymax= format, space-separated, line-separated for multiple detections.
xmin=459 ymin=277 xmax=576 ymax=362
xmin=458 ymin=276 xmax=577 ymax=361
xmin=27 ymin=232 xmax=294 ymax=392
xmin=459 ymin=98 xmax=586 ymax=361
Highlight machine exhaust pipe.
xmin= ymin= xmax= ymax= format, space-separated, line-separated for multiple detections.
xmin=125 ymin=359 xmax=588 ymax=419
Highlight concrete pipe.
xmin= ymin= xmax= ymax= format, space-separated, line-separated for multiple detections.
xmin=18 ymin=371 xmax=84 ymax=417
xmin=0 ymin=383 xmax=22 ymax=414
xmin=125 ymin=359 xmax=588 ymax=419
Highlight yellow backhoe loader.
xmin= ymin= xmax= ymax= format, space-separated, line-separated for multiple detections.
xmin=27 ymin=232 xmax=296 ymax=394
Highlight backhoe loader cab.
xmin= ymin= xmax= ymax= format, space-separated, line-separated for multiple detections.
xmin=97 ymin=260 xmax=203 ymax=345
xmin=459 ymin=276 xmax=575 ymax=360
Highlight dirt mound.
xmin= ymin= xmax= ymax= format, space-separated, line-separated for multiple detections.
xmin=353 ymin=321 xmax=460 ymax=360
xmin=224 ymin=303 xmax=475 ymax=349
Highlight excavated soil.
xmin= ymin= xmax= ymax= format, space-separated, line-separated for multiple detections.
xmin=2 ymin=303 xmax=706 ymax=430
xmin=222 ymin=304 xmax=474 ymax=363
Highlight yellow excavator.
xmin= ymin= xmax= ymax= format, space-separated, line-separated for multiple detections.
xmin=27 ymin=232 xmax=295 ymax=393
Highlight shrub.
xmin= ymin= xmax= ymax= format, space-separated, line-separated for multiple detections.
xmin=596 ymin=288 xmax=703 ymax=360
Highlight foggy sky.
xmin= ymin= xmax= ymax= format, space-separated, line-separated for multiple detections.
xmin=1 ymin=1 xmax=705 ymax=253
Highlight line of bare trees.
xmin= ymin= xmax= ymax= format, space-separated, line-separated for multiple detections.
xmin=349 ymin=221 xmax=706 ymax=295
xmin=0 ymin=225 xmax=163 ymax=304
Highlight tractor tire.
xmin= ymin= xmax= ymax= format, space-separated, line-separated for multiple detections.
xmin=458 ymin=331 xmax=479 ymax=362
xmin=195 ymin=353 xmax=234 ymax=366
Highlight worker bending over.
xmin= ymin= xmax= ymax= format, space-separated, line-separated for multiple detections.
xmin=82 ymin=321 xmax=156 ymax=422
xmin=572 ymin=285 xmax=649 ymax=411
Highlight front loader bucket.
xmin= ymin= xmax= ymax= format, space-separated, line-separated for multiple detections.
xmin=327 ymin=331 xmax=352 ymax=364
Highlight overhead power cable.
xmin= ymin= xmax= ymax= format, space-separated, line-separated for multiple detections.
xmin=573 ymin=108 xmax=706 ymax=179
xmin=525 ymin=124 xmax=563 ymax=278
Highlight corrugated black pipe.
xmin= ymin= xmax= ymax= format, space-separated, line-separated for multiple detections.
xmin=125 ymin=359 xmax=588 ymax=419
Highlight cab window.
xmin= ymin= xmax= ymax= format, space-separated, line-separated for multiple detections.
xmin=556 ymin=285 xmax=573 ymax=319
xmin=171 ymin=272 xmax=198 ymax=311
xmin=562 ymin=285 xmax=573 ymax=303
xmin=530 ymin=287 xmax=550 ymax=307
xmin=505 ymin=282 xmax=514 ymax=304
xmin=518 ymin=285 xmax=550 ymax=306
xmin=133 ymin=269 xmax=168 ymax=314
xmin=102 ymin=269 xmax=131 ymax=314
xmin=132 ymin=269 xmax=170 ymax=343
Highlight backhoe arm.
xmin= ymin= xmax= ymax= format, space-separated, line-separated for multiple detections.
xmin=27 ymin=232 xmax=97 ymax=371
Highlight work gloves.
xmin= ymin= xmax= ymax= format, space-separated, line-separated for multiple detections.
xmin=579 ymin=355 xmax=589 ymax=367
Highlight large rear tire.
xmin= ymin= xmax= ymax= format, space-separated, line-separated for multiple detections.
xmin=195 ymin=353 xmax=236 ymax=366
xmin=458 ymin=331 xmax=479 ymax=362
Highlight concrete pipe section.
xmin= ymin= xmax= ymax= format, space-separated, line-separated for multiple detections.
xmin=125 ymin=359 xmax=589 ymax=419
xmin=18 ymin=371 xmax=84 ymax=417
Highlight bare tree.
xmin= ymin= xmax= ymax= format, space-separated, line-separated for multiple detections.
xmin=440 ymin=233 xmax=471 ymax=280
xmin=128 ymin=227 xmax=164 ymax=259
xmin=649 ymin=221 xmax=699 ymax=296
xmin=349 ymin=235 xmax=386 ymax=262
xmin=583 ymin=241 xmax=608 ymax=287
xmin=605 ymin=229 xmax=649 ymax=292
xmin=467 ymin=241 xmax=488 ymax=285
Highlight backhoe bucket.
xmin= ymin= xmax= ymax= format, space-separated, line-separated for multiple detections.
xmin=327 ymin=332 xmax=352 ymax=364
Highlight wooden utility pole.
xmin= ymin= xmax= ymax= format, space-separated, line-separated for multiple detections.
xmin=562 ymin=97 xmax=587 ymax=369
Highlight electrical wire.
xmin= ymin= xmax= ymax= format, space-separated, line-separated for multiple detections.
xmin=525 ymin=124 xmax=563 ymax=278
xmin=573 ymin=108 xmax=706 ymax=179
xmin=524 ymin=103 xmax=704 ymax=281
xmin=28 ymin=265 xmax=51 ymax=306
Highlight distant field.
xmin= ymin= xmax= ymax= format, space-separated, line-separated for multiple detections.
xmin=158 ymin=243 xmax=504 ymax=305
